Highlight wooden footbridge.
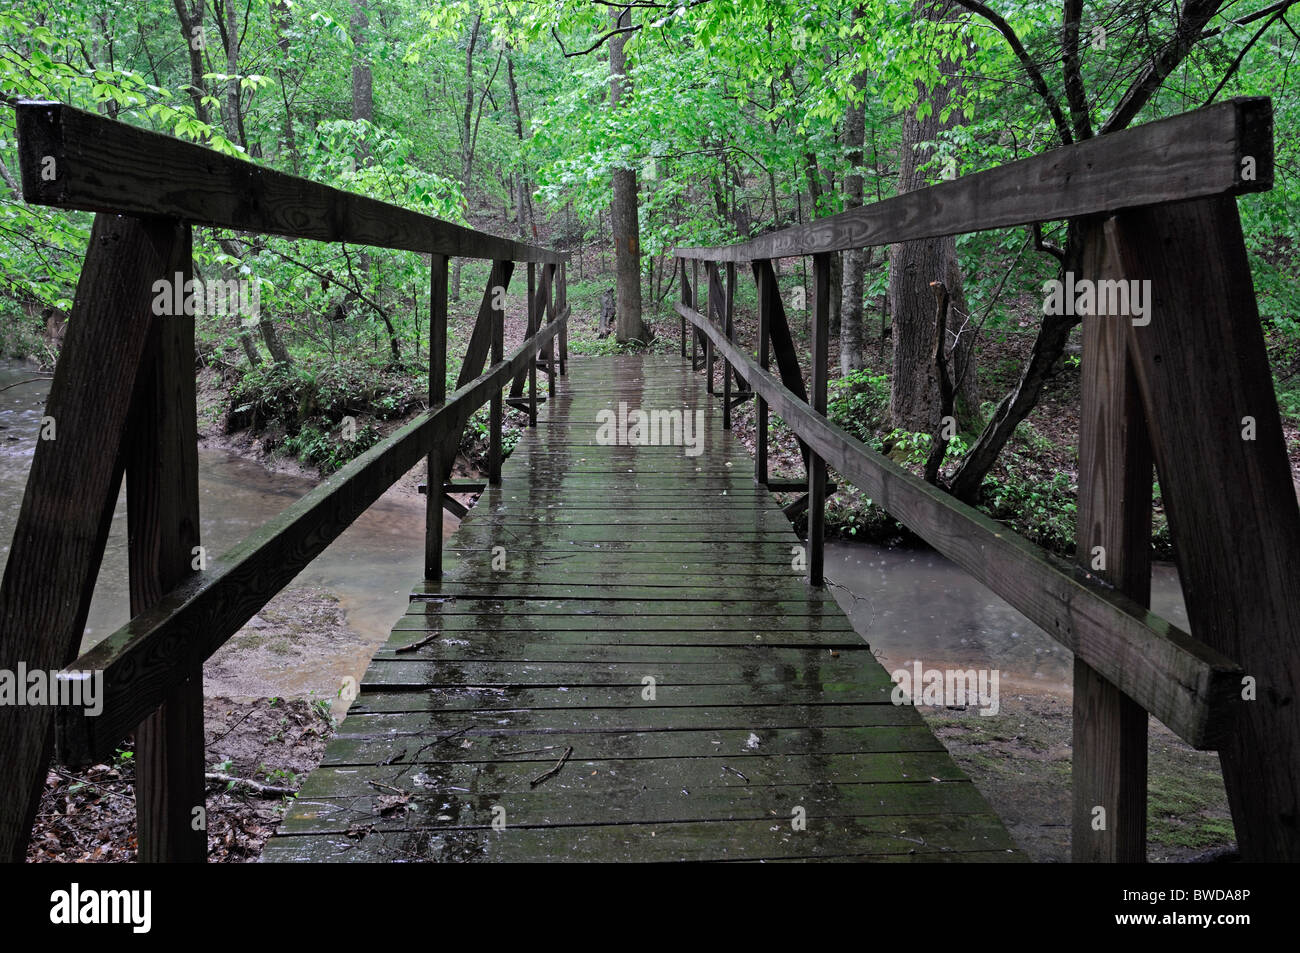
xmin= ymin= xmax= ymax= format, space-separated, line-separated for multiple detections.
xmin=264 ymin=353 xmax=1019 ymax=862
xmin=2 ymin=95 xmax=1299 ymax=863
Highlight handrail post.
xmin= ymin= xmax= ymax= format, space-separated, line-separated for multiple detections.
xmin=755 ymin=260 xmax=771 ymax=486
xmin=1071 ymin=226 xmax=1150 ymax=862
xmin=527 ymin=262 xmax=538 ymax=426
xmin=808 ymin=253 xmax=830 ymax=587
xmin=679 ymin=258 xmax=687 ymax=357
xmin=705 ymin=262 xmax=719 ymax=395
xmin=489 ymin=259 xmax=505 ymax=485
xmin=546 ymin=263 xmax=557 ymax=397
xmin=723 ymin=261 xmax=735 ymax=430
xmin=558 ymin=260 xmax=568 ymax=376
xmin=130 ymin=221 xmax=206 ymax=863
xmin=689 ymin=259 xmax=699 ymax=370
xmin=426 ymin=253 xmax=449 ymax=580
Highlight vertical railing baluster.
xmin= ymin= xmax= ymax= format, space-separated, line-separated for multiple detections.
xmin=1072 ymin=227 xmax=1150 ymax=862
xmin=723 ymin=261 xmax=735 ymax=430
xmin=558 ymin=260 xmax=568 ymax=376
xmin=489 ymin=258 xmax=505 ymax=486
xmin=679 ymin=258 xmax=687 ymax=357
xmin=808 ymin=253 xmax=829 ymax=588
xmin=131 ymin=220 xmax=206 ymax=863
xmin=426 ymin=253 xmax=449 ymax=581
xmin=527 ymin=261 xmax=538 ymax=426
xmin=756 ymin=260 xmax=771 ymax=487
xmin=705 ymin=262 xmax=719 ymax=395
xmin=547 ymin=262 xmax=557 ymax=398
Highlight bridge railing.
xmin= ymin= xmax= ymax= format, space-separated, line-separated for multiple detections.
xmin=0 ymin=101 xmax=568 ymax=862
xmin=674 ymin=97 xmax=1300 ymax=862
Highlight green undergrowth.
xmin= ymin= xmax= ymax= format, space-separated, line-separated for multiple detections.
xmin=226 ymin=358 xmax=424 ymax=474
xmin=810 ymin=367 xmax=1173 ymax=559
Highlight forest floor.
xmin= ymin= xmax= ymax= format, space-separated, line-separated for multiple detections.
xmin=28 ymin=697 xmax=332 ymax=862
xmin=22 ymin=247 xmax=1300 ymax=863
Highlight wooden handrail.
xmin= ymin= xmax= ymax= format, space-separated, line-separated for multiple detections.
xmin=16 ymin=101 xmax=565 ymax=264
xmin=676 ymin=300 xmax=1241 ymax=748
xmin=673 ymin=98 xmax=1271 ymax=261
xmin=55 ymin=308 xmax=568 ymax=765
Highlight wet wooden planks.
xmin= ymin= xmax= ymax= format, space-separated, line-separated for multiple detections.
xmin=264 ymin=354 xmax=1022 ymax=862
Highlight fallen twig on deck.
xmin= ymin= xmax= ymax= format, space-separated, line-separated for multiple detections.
xmin=396 ymin=633 xmax=439 ymax=653
xmin=205 ymin=773 xmax=297 ymax=797
xmin=529 ymin=746 xmax=573 ymax=788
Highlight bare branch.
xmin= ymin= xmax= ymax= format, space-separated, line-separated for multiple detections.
xmin=952 ymin=0 xmax=1075 ymax=145
xmin=1100 ymin=0 xmax=1225 ymax=134
xmin=551 ymin=23 xmax=640 ymax=58
xmin=1204 ymin=7 xmax=1289 ymax=105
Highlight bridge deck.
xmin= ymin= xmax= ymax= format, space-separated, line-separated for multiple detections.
xmin=264 ymin=354 xmax=1022 ymax=862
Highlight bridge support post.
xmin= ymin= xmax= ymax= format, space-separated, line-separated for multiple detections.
xmin=1072 ymin=223 xmax=1150 ymax=862
xmin=706 ymin=262 xmax=722 ymax=395
xmin=755 ymin=260 xmax=772 ymax=486
xmin=128 ymin=220 xmax=206 ymax=863
xmin=692 ymin=260 xmax=702 ymax=370
xmin=807 ymin=253 xmax=830 ymax=588
xmin=427 ymin=254 xmax=449 ymax=579
xmin=1109 ymin=197 xmax=1300 ymax=861
xmin=679 ymin=258 xmax=687 ymax=357
xmin=546 ymin=263 xmax=557 ymax=398
xmin=489 ymin=266 xmax=504 ymax=486
xmin=723 ymin=262 xmax=735 ymax=430
xmin=527 ymin=262 xmax=538 ymax=426
xmin=0 ymin=214 xmax=193 ymax=861
xmin=558 ymin=261 xmax=568 ymax=376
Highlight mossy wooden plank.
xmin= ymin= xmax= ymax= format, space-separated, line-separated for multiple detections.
xmin=320 ymin=725 xmax=943 ymax=764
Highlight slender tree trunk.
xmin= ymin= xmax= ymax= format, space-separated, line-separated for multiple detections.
xmin=506 ymin=55 xmax=534 ymax=240
xmin=272 ymin=0 xmax=298 ymax=170
xmin=840 ymin=5 xmax=869 ymax=373
xmin=238 ymin=321 xmax=262 ymax=367
xmin=609 ymin=7 xmax=647 ymax=342
xmin=948 ymin=223 xmax=1084 ymax=502
xmin=351 ymin=0 xmax=374 ymax=130
xmin=216 ymin=0 xmax=248 ymax=150
xmin=351 ymin=0 xmax=374 ymax=317
xmin=450 ymin=16 xmax=483 ymax=302
xmin=888 ymin=0 xmax=977 ymax=432
xmin=172 ymin=0 xmax=208 ymax=125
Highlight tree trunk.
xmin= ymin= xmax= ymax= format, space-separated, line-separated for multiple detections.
xmin=272 ymin=0 xmax=298 ymax=170
xmin=259 ymin=316 xmax=292 ymax=366
xmin=350 ymin=0 xmax=373 ymax=130
xmin=238 ymin=323 xmax=262 ymax=367
xmin=172 ymin=0 xmax=208 ymax=126
xmin=609 ymin=7 xmax=647 ymax=342
xmin=351 ymin=0 xmax=374 ymax=306
xmin=506 ymin=55 xmax=534 ymax=240
xmin=947 ymin=222 xmax=1085 ymax=503
xmin=217 ymin=0 xmax=248 ymax=150
xmin=888 ymin=0 xmax=978 ymax=433
xmin=450 ymin=15 xmax=483 ymax=303
xmin=840 ymin=5 xmax=869 ymax=373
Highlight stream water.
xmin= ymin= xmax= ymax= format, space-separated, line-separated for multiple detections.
xmin=0 ymin=360 xmax=434 ymax=708
xmin=824 ymin=542 xmax=1189 ymax=697
xmin=1 ymin=359 xmax=1190 ymax=709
